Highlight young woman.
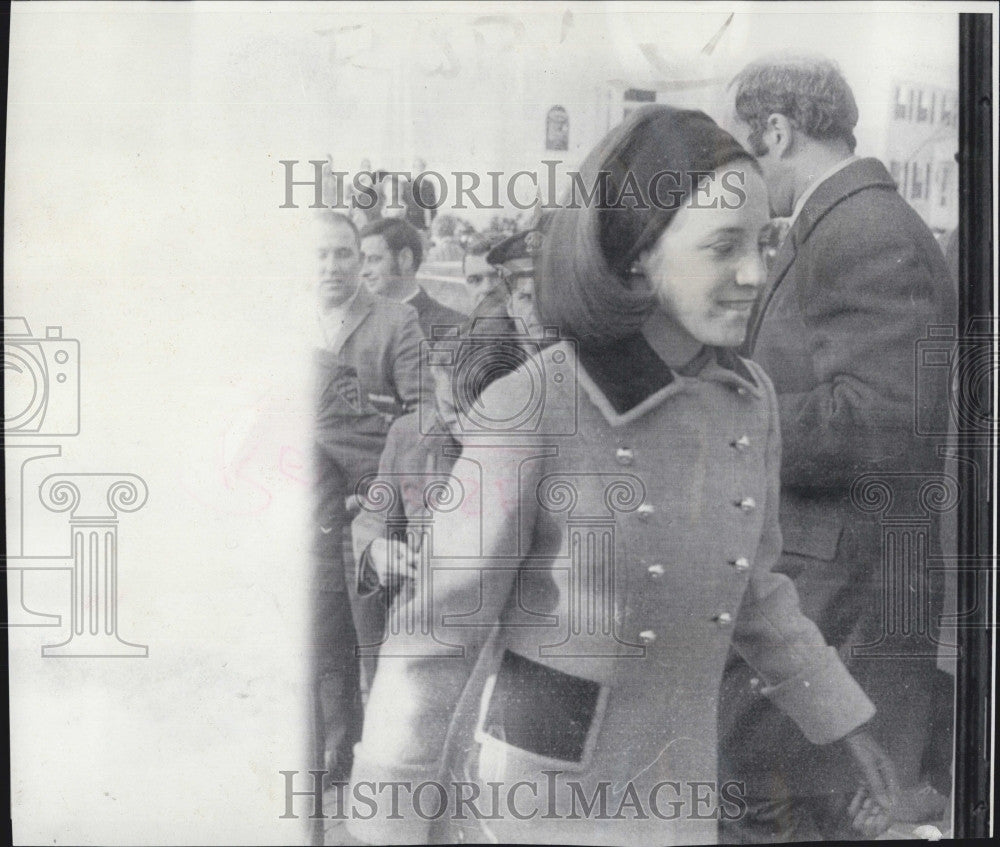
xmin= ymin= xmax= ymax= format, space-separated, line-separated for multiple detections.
xmin=346 ymin=106 xmax=896 ymax=845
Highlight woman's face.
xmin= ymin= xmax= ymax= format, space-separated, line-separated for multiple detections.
xmin=638 ymin=165 xmax=769 ymax=349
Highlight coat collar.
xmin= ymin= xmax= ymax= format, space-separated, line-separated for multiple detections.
xmin=792 ymin=157 xmax=896 ymax=245
xmin=745 ymin=157 xmax=897 ymax=353
xmin=575 ymin=335 xmax=761 ymax=427
xmin=775 ymin=157 xmax=896 ymax=277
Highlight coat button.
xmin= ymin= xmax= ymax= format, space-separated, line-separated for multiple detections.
xmin=637 ymin=503 xmax=655 ymax=521
xmin=731 ymin=435 xmax=750 ymax=452
xmin=736 ymin=497 xmax=757 ymax=512
xmin=734 ymin=385 xmax=748 ymax=396
xmin=730 ymin=557 xmax=750 ymax=572
xmin=713 ymin=612 xmax=733 ymax=627
xmin=647 ymin=563 xmax=665 ymax=578
xmin=616 ymin=447 xmax=634 ymax=466
xmin=639 ymin=629 xmax=657 ymax=644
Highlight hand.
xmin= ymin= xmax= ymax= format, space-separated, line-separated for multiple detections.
xmin=848 ymin=785 xmax=893 ymax=837
xmin=368 ymin=537 xmax=419 ymax=586
xmin=843 ymin=728 xmax=899 ymax=835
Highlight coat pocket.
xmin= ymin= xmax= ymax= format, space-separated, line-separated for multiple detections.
xmin=473 ymin=649 xmax=609 ymax=773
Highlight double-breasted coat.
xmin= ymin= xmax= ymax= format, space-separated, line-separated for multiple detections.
xmin=346 ymin=336 xmax=875 ymax=845
xmin=719 ymin=158 xmax=958 ymax=808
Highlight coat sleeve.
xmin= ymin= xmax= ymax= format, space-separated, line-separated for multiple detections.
xmin=776 ymin=196 xmax=952 ymax=488
xmin=731 ymin=367 xmax=875 ymax=744
xmin=388 ymin=303 xmax=430 ymax=409
xmin=347 ymin=391 xmax=546 ymax=843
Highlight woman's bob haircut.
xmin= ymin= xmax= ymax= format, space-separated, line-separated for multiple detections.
xmin=536 ymin=104 xmax=759 ymax=345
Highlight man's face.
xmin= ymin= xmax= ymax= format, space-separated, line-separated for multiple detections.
xmin=638 ymin=166 xmax=769 ymax=349
xmin=316 ymin=220 xmax=362 ymax=309
xmin=505 ymin=271 xmax=542 ymax=338
xmin=463 ymin=253 xmax=502 ymax=307
xmin=724 ymin=107 xmax=795 ymax=218
xmin=360 ymin=234 xmax=402 ymax=296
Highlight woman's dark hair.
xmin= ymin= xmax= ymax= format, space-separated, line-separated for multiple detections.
xmin=536 ymin=104 xmax=758 ymax=345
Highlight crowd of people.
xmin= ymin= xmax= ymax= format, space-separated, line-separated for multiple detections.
xmin=323 ymin=155 xmax=529 ymax=268
xmin=310 ymin=54 xmax=956 ymax=846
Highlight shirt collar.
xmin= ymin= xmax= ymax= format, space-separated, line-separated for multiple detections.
xmin=318 ymin=289 xmax=359 ymax=347
xmin=787 ymin=154 xmax=859 ymax=230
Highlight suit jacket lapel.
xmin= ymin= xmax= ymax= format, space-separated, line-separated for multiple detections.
xmin=743 ymin=158 xmax=896 ymax=356
xmin=408 ymin=288 xmax=428 ymax=316
xmin=331 ymin=285 xmax=375 ymax=356
xmin=745 ymin=232 xmax=796 ymax=355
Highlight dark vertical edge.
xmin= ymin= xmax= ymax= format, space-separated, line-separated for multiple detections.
xmin=955 ymin=12 xmax=994 ymax=841
xmin=2 ymin=0 xmax=13 ymax=841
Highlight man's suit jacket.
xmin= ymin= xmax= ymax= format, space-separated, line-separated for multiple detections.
xmin=313 ymin=286 xmax=430 ymax=592
xmin=720 ymin=157 xmax=957 ymax=797
xmin=408 ymin=286 xmax=466 ymax=340
xmin=321 ymin=285 xmax=427 ymax=411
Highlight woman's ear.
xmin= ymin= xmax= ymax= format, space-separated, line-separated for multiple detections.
xmin=627 ymin=252 xmax=654 ymax=292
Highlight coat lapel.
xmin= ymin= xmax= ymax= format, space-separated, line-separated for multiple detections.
xmin=743 ymin=158 xmax=896 ymax=356
xmin=744 ymin=232 xmax=796 ymax=355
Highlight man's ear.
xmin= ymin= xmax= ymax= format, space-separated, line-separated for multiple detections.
xmin=765 ymin=113 xmax=794 ymax=158
xmin=397 ymin=246 xmax=415 ymax=274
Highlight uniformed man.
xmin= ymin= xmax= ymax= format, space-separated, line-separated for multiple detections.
xmin=487 ymin=226 xmax=547 ymax=339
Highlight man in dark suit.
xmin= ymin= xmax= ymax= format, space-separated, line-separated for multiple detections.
xmin=311 ymin=211 xmax=428 ymax=783
xmin=718 ymin=55 xmax=957 ymax=840
xmin=359 ymin=217 xmax=466 ymax=338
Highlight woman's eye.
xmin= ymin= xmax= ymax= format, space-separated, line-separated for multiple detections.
xmin=709 ymin=241 xmax=738 ymax=257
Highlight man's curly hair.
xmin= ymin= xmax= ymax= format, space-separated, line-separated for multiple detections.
xmin=729 ymin=55 xmax=859 ymax=155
